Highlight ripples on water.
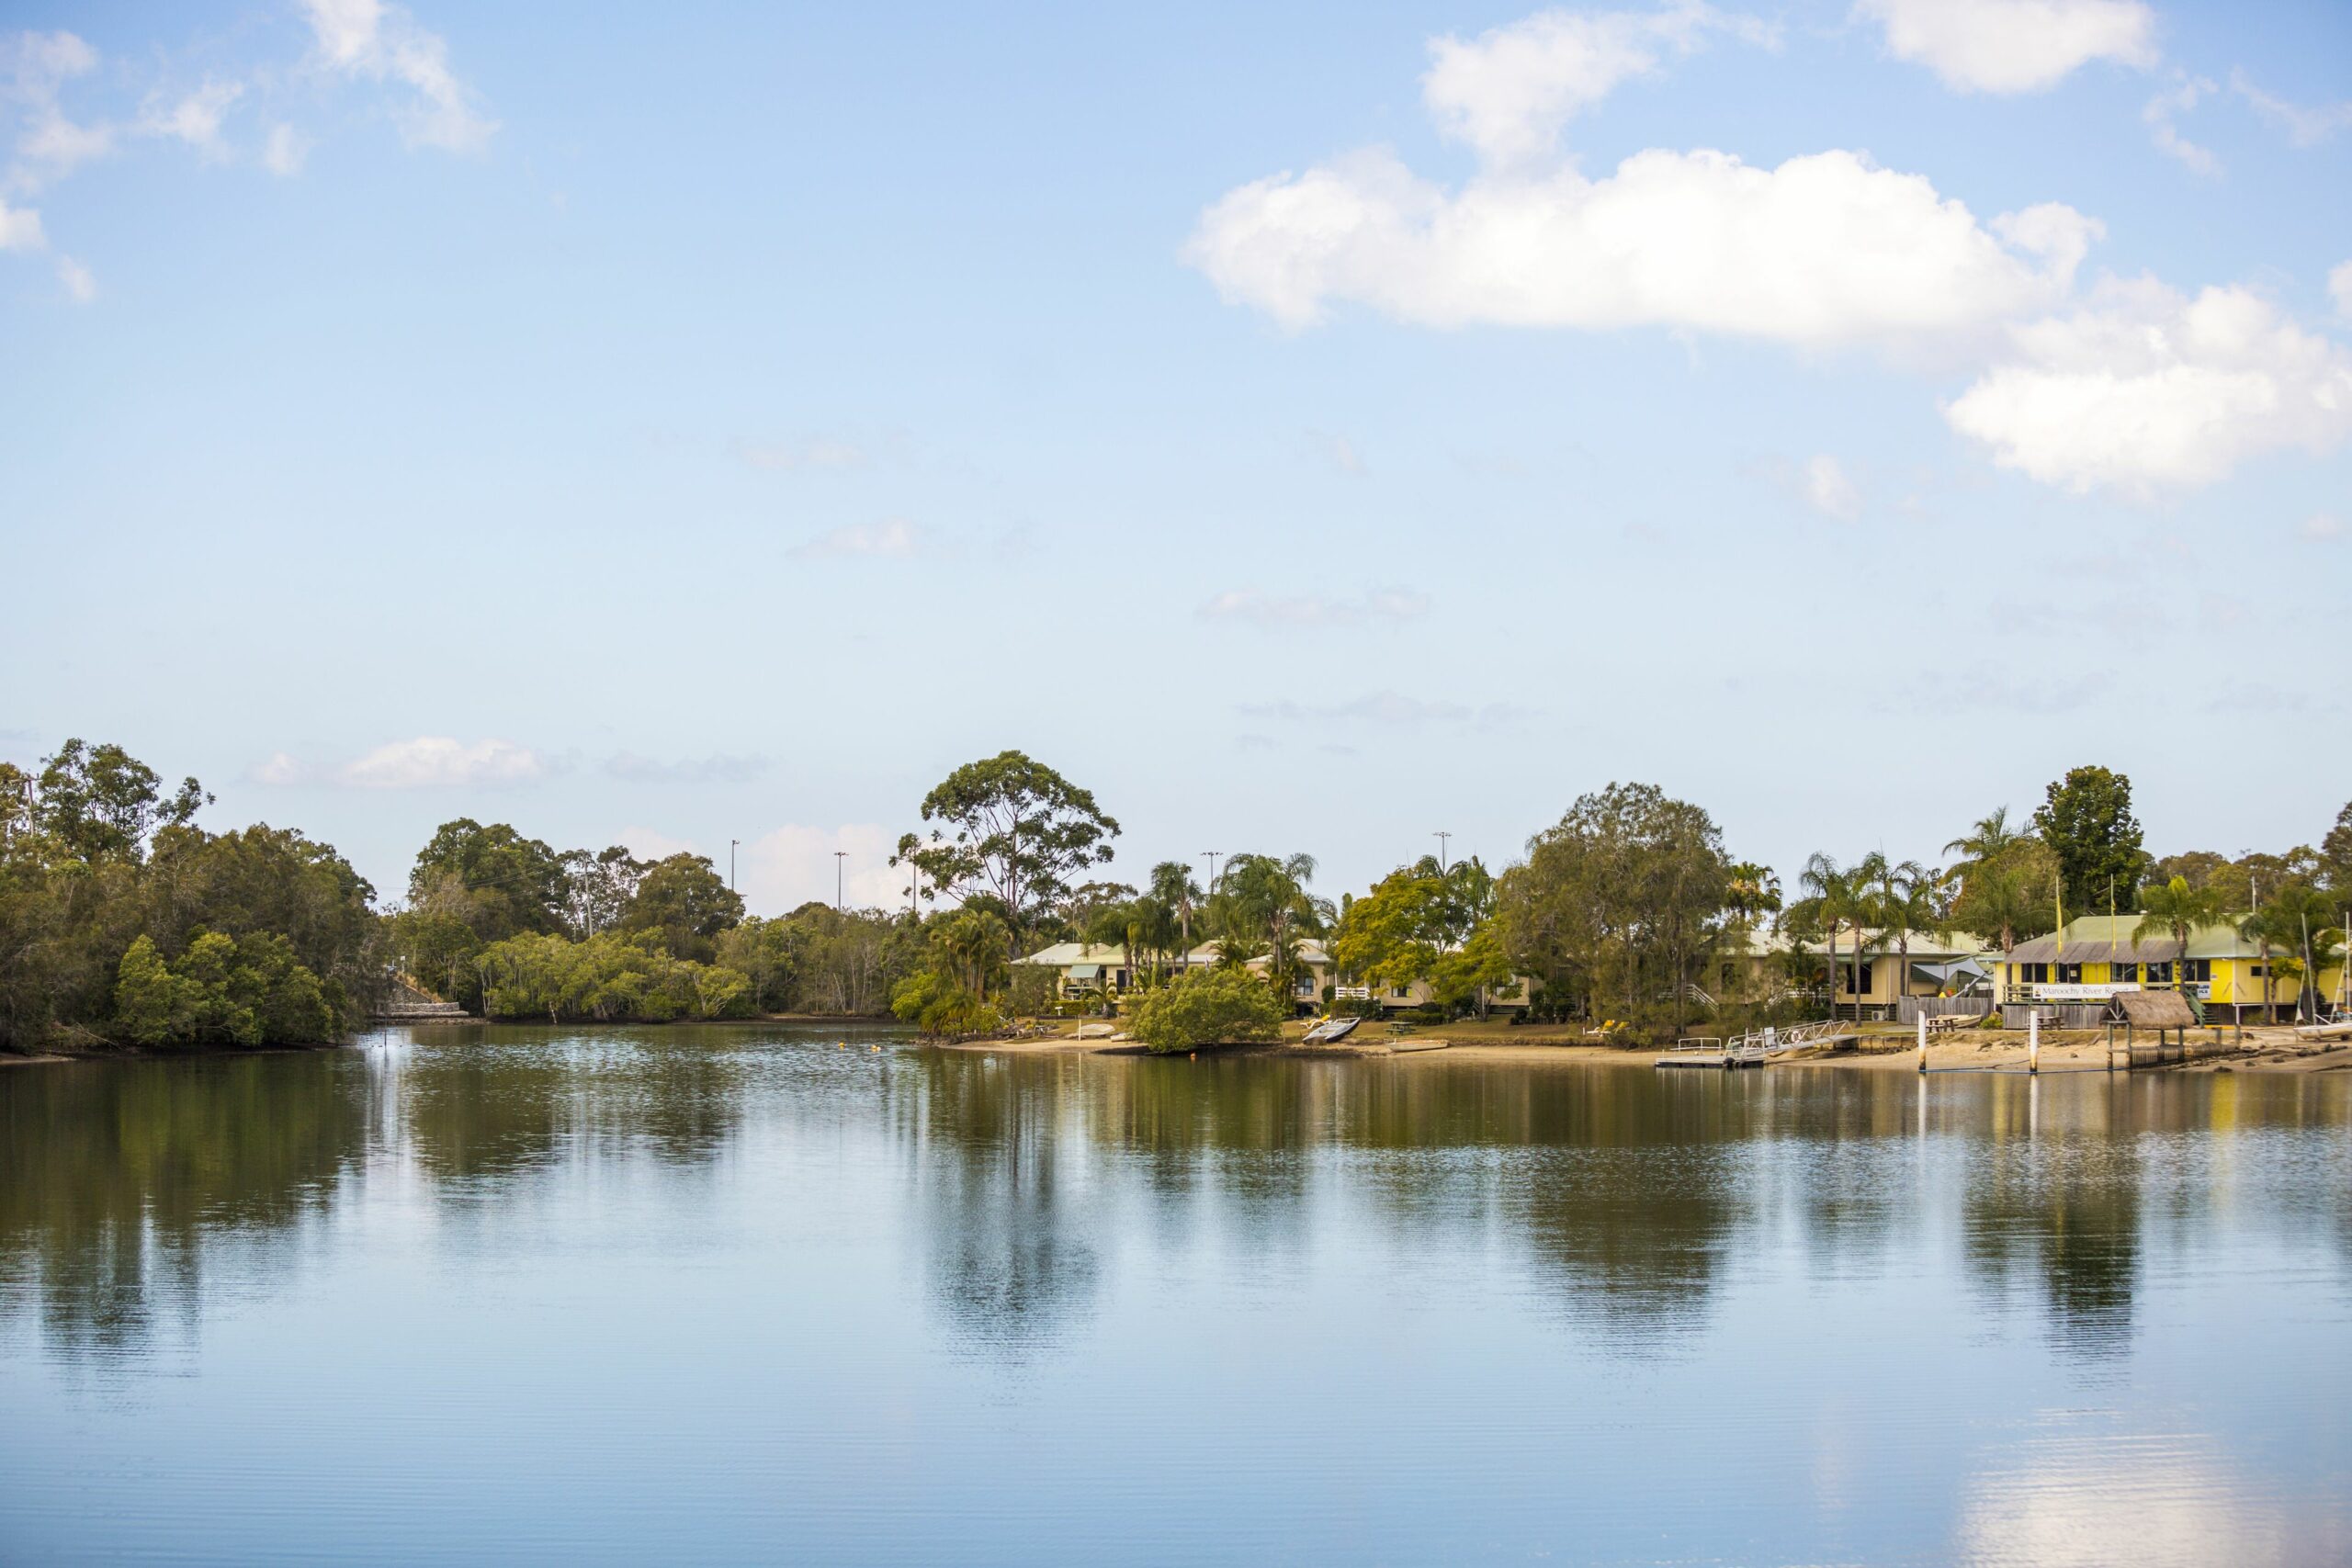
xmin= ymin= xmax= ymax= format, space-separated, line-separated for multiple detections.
xmin=0 ymin=1025 xmax=2346 ymax=1565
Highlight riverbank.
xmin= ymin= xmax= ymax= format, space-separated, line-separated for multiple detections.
xmin=947 ymin=1017 xmax=2352 ymax=1073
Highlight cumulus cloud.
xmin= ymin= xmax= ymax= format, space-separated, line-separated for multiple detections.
xmin=2232 ymin=70 xmax=2352 ymax=148
xmin=1855 ymin=0 xmax=2155 ymax=95
xmin=2303 ymin=513 xmax=2344 ymax=543
xmin=1199 ymin=588 xmax=1429 ymax=628
xmin=263 ymin=121 xmax=311 ymax=176
xmin=300 ymin=0 xmax=497 ymax=153
xmin=54 ymin=254 xmax=93 ymax=301
xmin=0 ymin=197 xmax=42 ymax=251
xmin=6 ymin=30 xmax=110 ymax=187
xmin=1186 ymin=144 xmax=2097 ymax=353
xmin=2143 ymin=75 xmax=2219 ymax=176
xmin=138 ymin=79 xmax=243 ymax=152
xmin=335 ymin=736 xmax=547 ymax=789
xmin=789 ymin=518 xmax=919 ymax=560
xmin=1944 ymin=278 xmax=2352 ymax=492
xmin=1422 ymin=3 xmax=1774 ymax=165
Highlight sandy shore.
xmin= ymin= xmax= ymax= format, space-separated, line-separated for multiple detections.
xmin=945 ymin=1019 xmax=2352 ymax=1074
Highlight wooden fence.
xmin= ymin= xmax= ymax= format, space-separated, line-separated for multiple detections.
xmin=1895 ymin=997 xmax=1996 ymax=1024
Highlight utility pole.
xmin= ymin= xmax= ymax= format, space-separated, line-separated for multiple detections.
xmin=835 ymin=851 xmax=847 ymax=909
xmin=729 ymin=839 xmax=740 ymax=893
xmin=1433 ymin=830 xmax=1452 ymax=872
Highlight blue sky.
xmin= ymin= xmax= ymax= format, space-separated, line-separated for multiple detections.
xmin=4 ymin=0 xmax=2347 ymax=914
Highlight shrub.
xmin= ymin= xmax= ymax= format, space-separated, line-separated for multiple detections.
xmin=1130 ymin=967 xmax=1284 ymax=1054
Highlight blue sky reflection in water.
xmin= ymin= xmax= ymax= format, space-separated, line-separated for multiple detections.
xmin=0 ymin=1025 xmax=2348 ymax=1565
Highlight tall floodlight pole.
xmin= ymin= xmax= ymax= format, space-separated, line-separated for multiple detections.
xmin=835 ymin=851 xmax=847 ymax=909
xmin=729 ymin=839 xmax=740 ymax=893
xmin=1434 ymin=831 xmax=1452 ymax=872
xmin=1202 ymin=852 xmax=1222 ymax=894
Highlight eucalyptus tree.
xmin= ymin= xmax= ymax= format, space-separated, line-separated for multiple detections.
xmin=891 ymin=750 xmax=1120 ymax=951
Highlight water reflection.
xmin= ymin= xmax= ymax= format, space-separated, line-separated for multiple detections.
xmin=0 ymin=1035 xmax=2346 ymax=1369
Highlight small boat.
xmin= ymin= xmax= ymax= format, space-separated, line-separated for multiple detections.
xmin=1302 ymin=1016 xmax=1362 ymax=1043
xmin=2293 ymin=1016 xmax=2352 ymax=1043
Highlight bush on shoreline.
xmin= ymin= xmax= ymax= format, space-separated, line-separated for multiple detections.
xmin=1130 ymin=968 xmax=1284 ymax=1054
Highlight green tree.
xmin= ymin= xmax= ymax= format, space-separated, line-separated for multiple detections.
xmin=1129 ymin=966 xmax=1283 ymax=1053
xmin=1495 ymin=783 xmax=1731 ymax=1021
xmin=407 ymin=819 xmax=569 ymax=942
xmin=2032 ymin=766 xmax=2149 ymax=914
xmin=1211 ymin=852 xmax=1333 ymax=998
xmin=892 ymin=751 xmax=1120 ymax=948
xmin=618 ymin=853 xmax=744 ymax=962
xmin=1949 ymin=838 xmax=2060 ymax=954
xmin=113 ymin=934 xmax=198 ymax=1044
xmin=559 ymin=845 xmax=647 ymax=938
xmin=35 ymin=738 xmax=209 ymax=864
xmin=2320 ymin=801 xmax=2352 ymax=899
xmin=1148 ymin=861 xmax=1204 ymax=959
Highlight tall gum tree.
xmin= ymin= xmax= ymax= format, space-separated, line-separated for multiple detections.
xmin=892 ymin=751 xmax=1119 ymax=951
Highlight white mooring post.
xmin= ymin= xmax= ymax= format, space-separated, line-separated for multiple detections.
xmin=2029 ymin=1010 xmax=2041 ymax=1077
xmin=1917 ymin=1010 xmax=1928 ymax=1075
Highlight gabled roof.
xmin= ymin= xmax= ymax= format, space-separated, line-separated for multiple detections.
xmin=1014 ymin=942 xmax=1134 ymax=967
xmin=1743 ymin=927 xmax=1990 ymax=959
xmin=2004 ymin=915 xmax=2258 ymax=963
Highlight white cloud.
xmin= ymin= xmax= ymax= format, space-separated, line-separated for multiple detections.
xmin=300 ymin=0 xmax=497 ymax=153
xmin=1187 ymin=144 xmax=2097 ymax=352
xmin=54 ymin=254 xmax=93 ymax=301
xmin=1856 ymin=0 xmax=2155 ymax=95
xmin=251 ymin=750 xmax=310 ymax=786
xmin=742 ymin=823 xmax=903 ymax=915
xmin=2303 ymin=513 xmax=2344 ymax=543
xmin=0 ymin=197 xmax=41 ymax=251
xmin=2233 ymin=70 xmax=2352 ymax=147
xmin=6 ymin=30 xmax=110 ymax=186
xmin=789 ymin=518 xmax=919 ymax=560
xmin=1422 ymin=3 xmax=1774 ymax=165
xmin=336 ymin=736 xmax=547 ymax=789
xmin=139 ymin=79 xmax=243 ymax=152
xmin=1944 ymin=279 xmax=2352 ymax=492
xmin=1199 ymin=588 xmax=1430 ymax=628
xmin=1803 ymin=455 xmax=1862 ymax=519
xmin=2143 ymin=75 xmax=2219 ymax=176
xmin=263 ymin=121 xmax=311 ymax=177
xmin=2333 ymin=261 xmax=2352 ymax=320
xmin=734 ymin=436 xmax=867 ymax=471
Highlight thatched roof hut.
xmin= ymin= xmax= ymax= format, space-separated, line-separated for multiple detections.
xmin=2116 ymin=990 xmax=2196 ymax=1030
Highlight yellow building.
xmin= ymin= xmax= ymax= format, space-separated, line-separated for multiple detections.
xmin=1729 ymin=928 xmax=1994 ymax=1020
xmin=1995 ymin=915 xmax=2344 ymax=1024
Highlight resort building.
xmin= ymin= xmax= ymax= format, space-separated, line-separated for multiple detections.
xmin=1014 ymin=939 xmax=1532 ymax=1016
xmin=1012 ymin=941 xmax=1335 ymax=1013
xmin=1994 ymin=915 xmax=2344 ymax=1024
xmin=1727 ymin=928 xmax=1994 ymax=1020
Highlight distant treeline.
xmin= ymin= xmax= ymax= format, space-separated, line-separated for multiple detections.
xmin=5 ymin=738 xmax=2347 ymax=1053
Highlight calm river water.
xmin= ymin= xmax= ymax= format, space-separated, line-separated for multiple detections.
xmin=1 ymin=1023 xmax=2347 ymax=1565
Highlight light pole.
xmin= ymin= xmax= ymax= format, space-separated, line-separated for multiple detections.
xmin=835 ymin=851 xmax=847 ymax=909
xmin=1433 ymin=830 xmax=1451 ymax=872
xmin=729 ymin=839 xmax=739 ymax=893
xmin=1202 ymin=852 xmax=1222 ymax=895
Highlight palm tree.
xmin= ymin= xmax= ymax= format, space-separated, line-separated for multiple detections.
xmin=1800 ymin=852 xmax=1863 ymax=1019
xmin=2138 ymin=875 xmax=2225 ymax=998
xmin=1943 ymin=807 xmax=2023 ymax=883
xmin=1148 ymin=860 xmax=1202 ymax=969
xmin=1877 ymin=859 xmax=1940 ymax=1011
